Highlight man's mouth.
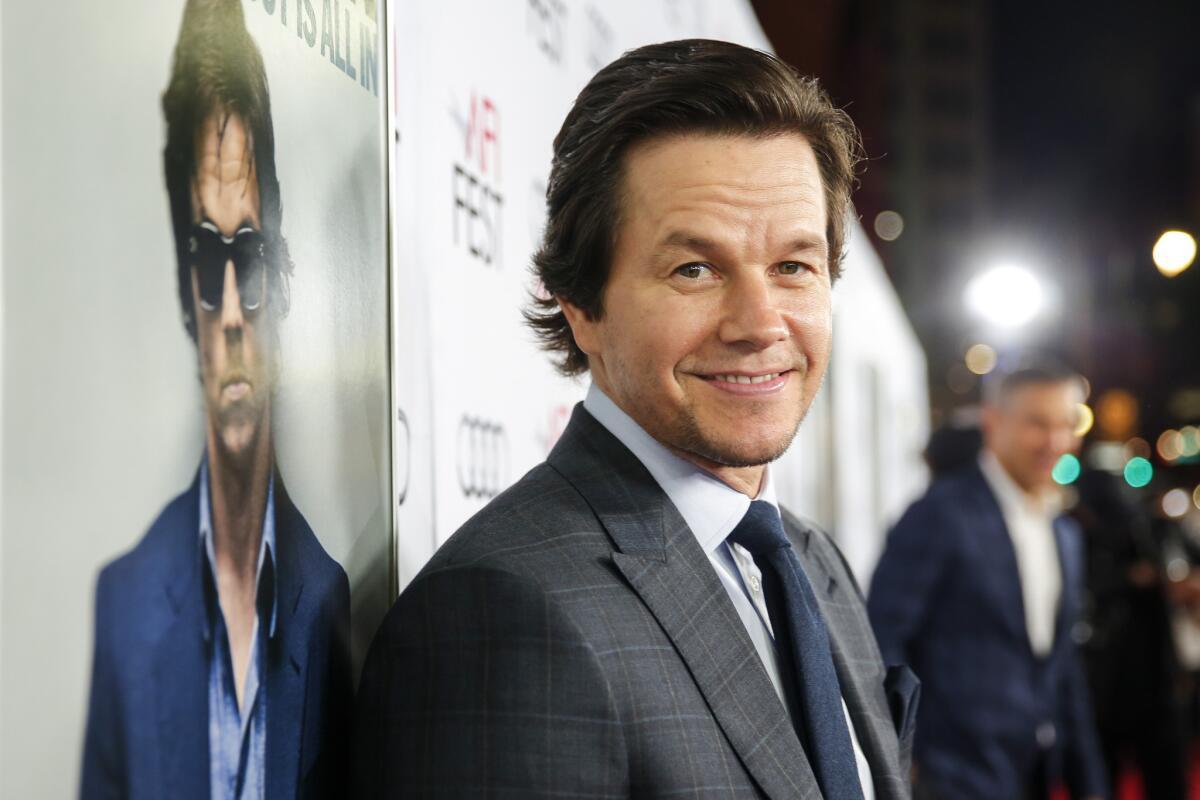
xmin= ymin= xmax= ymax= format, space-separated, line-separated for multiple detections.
xmin=221 ymin=376 xmax=252 ymax=401
xmin=698 ymin=370 xmax=793 ymax=393
xmin=709 ymin=372 xmax=784 ymax=385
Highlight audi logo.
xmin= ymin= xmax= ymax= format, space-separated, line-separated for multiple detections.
xmin=457 ymin=415 xmax=509 ymax=499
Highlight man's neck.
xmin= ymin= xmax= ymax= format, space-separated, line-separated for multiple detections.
xmin=586 ymin=378 xmax=768 ymax=498
xmin=671 ymin=447 xmax=765 ymax=498
xmin=207 ymin=424 xmax=273 ymax=582
xmin=982 ymin=448 xmax=1054 ymax=511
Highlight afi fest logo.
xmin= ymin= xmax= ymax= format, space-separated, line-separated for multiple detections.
xmin=452 ymin=92 xmax=503 ymax=267
xmin=456 ymin=415 xmax=509 ymax=500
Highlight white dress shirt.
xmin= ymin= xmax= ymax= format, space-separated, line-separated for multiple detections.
xmin=978 ymin=450 xmax=1062 ymax=657
xmin=585 ymin=385 xmax=875 ymax=798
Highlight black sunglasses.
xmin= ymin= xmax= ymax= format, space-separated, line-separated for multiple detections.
xmin=188 ymin=222 xmax=270 ymax=312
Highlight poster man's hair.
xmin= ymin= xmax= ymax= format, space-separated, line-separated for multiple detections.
xmin=526 ymin=38 xmax=863 ymax=376
xmin=162 ymin=0 xmax=291 ymax=340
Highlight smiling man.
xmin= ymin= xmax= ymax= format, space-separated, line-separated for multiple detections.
xmin=80 ymin=2 xmax=350 ymax=798
xmin=355 ymin=39 xmax=916 ymax=799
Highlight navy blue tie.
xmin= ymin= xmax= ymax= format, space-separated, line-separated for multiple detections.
xmin=728 ymin=501 xmax=865 ymax=800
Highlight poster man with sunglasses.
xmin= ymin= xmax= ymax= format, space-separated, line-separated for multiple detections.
xmin=80 ymin=1 xmax=351 ymax=798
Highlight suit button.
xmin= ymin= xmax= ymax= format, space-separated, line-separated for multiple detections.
xmin=1036 ymin=721 xmax=1056 ymax=749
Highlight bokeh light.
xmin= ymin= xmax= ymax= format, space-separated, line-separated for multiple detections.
xmin=965 ymin=343 xmax=997 ymax=375
xmin=1124 ymin=457 xmax=1154 ymax=488
xmin=964 ymin=264 xmax=1046 ymax=329
xmin=1180 ymin=426 xmax=1200 ymax=457
xmin=874 ymin=210 xmax=904 ymax=242
xmin=1074 ymin=403 xmax=1094 ymax=438
xmin=1158 ymin=429 xmax=1185 ymax=462
xmin=1153 ymin=230 xmax=1197 ymax=277
xmin=1052 ymin=454 xmax=1081 ymax=485
xmin=1193 ymin=485 xmax=1200 ymax=510
xmin=1163 ymin=488 xmax=1191 ymax=518
xmin=1123 ymin=437 xmax=1152 ymax=461
xmin=1096 ymin=389 xmax=1139 ymax=441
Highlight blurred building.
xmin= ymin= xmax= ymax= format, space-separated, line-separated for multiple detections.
xmin=753 ymin=0 xmax=993 ymax=416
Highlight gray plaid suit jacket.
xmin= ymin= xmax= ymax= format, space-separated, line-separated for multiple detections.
xmin=354 ymin=405 xmax=914 ymax=798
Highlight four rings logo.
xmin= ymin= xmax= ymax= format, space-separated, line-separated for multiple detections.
xmin=457 ymin=415 xmax=509 ymax=499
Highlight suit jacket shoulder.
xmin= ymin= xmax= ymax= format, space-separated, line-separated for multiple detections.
xmin=93 ymin=477 xmax=202 ymax=650
xmin=421 ymin=461 xmax=608 ymax=580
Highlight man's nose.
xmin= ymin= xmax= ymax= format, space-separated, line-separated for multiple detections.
xmin=717 ymin=274 xmax=788 ymax=348
xmin=220 ymin=260 xmax=244 ymax=331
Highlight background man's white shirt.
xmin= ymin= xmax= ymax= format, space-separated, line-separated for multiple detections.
xmin=978 ymin=450 xmax=1062 ymax=656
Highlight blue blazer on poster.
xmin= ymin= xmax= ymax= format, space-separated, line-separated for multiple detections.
xmin=868 ymin=463 xmax=1108 ymax=799
xmin=80 ymin=466 xmax=351 ymax=800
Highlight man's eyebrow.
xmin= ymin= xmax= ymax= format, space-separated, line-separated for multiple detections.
xmin=784 ymin=234 xmax=829 ymax=257
xmin=655 ymin=231 xmax=829 ymax=257
xmin=658 ymin=231 xmax=718 ymax=252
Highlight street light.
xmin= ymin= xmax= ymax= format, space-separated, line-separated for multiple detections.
xmin=1153 ymin=230 xmax=1196 ymax=277
xmin=964 ymin=264 xmax=1046 ymax=329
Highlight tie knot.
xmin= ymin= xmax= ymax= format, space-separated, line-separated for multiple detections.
xmin=727 ymin=500 xmax=790 ymax=556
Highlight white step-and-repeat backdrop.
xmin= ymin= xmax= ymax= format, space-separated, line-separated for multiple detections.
xmin=387 ymin=0 xmax=930 ymax=589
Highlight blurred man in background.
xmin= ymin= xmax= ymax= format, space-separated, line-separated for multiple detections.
xmin=869 ymin=364 xmax=1108 ymax=799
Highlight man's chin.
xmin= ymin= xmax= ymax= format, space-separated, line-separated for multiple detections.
xmin=680 ymin=425 xmax=798 ymax=470
xmin=214 ymin=420 xmax=262 ymax=465
xmin=695 ymin=442 xmax=791 ymax=469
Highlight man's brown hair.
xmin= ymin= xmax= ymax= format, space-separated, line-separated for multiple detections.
xmin=526 ymin=38 xmax=863 ymax=376
xmin=162 ymin=0 xmax=292 ymax=342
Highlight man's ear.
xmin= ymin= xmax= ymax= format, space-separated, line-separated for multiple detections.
xmin=558 ymin=297 xmax=601 ymax=357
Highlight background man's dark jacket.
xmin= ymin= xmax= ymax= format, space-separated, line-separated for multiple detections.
xmin=354 ymin=405 xmax=917 ymax=799
xmin=868 ymin=464 xmax=1107 ymax=798
xmin=80 ymin=467 xmax=351 ymax=800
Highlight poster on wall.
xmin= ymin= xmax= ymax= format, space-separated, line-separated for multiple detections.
xmin=0 ymin=0 xmax=389 ymax=796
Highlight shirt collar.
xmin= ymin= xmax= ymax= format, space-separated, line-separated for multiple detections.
xmin=199 ymin=455 xmax=279 ymax=641
xmin=583 ymin=384 xmax=779 ymax=556
xmin=978 ymin=449 xmax=1060 ymax=520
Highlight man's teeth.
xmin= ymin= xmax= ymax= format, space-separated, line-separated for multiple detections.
xmin=713 ymin=373 xmax=780 ymax=385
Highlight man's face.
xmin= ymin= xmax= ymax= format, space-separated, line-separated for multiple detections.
xmin=566 ymin=133 xmax=833 ymax=470
xmin=189 ymin=111 xmax=274 ymax=465
xmin=983 ymin=380 xmax=1082 ymax=493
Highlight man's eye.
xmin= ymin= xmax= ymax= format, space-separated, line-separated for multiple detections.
xmin=675 ymin=263 xmax=712 ymax=279
xmin=778 ymin=261 xmax=810 ymax=276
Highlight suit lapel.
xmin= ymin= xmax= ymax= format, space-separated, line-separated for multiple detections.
xmin=784 ymin=513 xmax=904 ymax=800
xmin=154 ymin=475 xmax=210 ymax=800
xmin=265 ymin=482 xmax=308 ymax=798
xmin=1052 ymin=517 xmax=1079 ymax=654
xmin=551 ymin=407 xmax=820 ymax=800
